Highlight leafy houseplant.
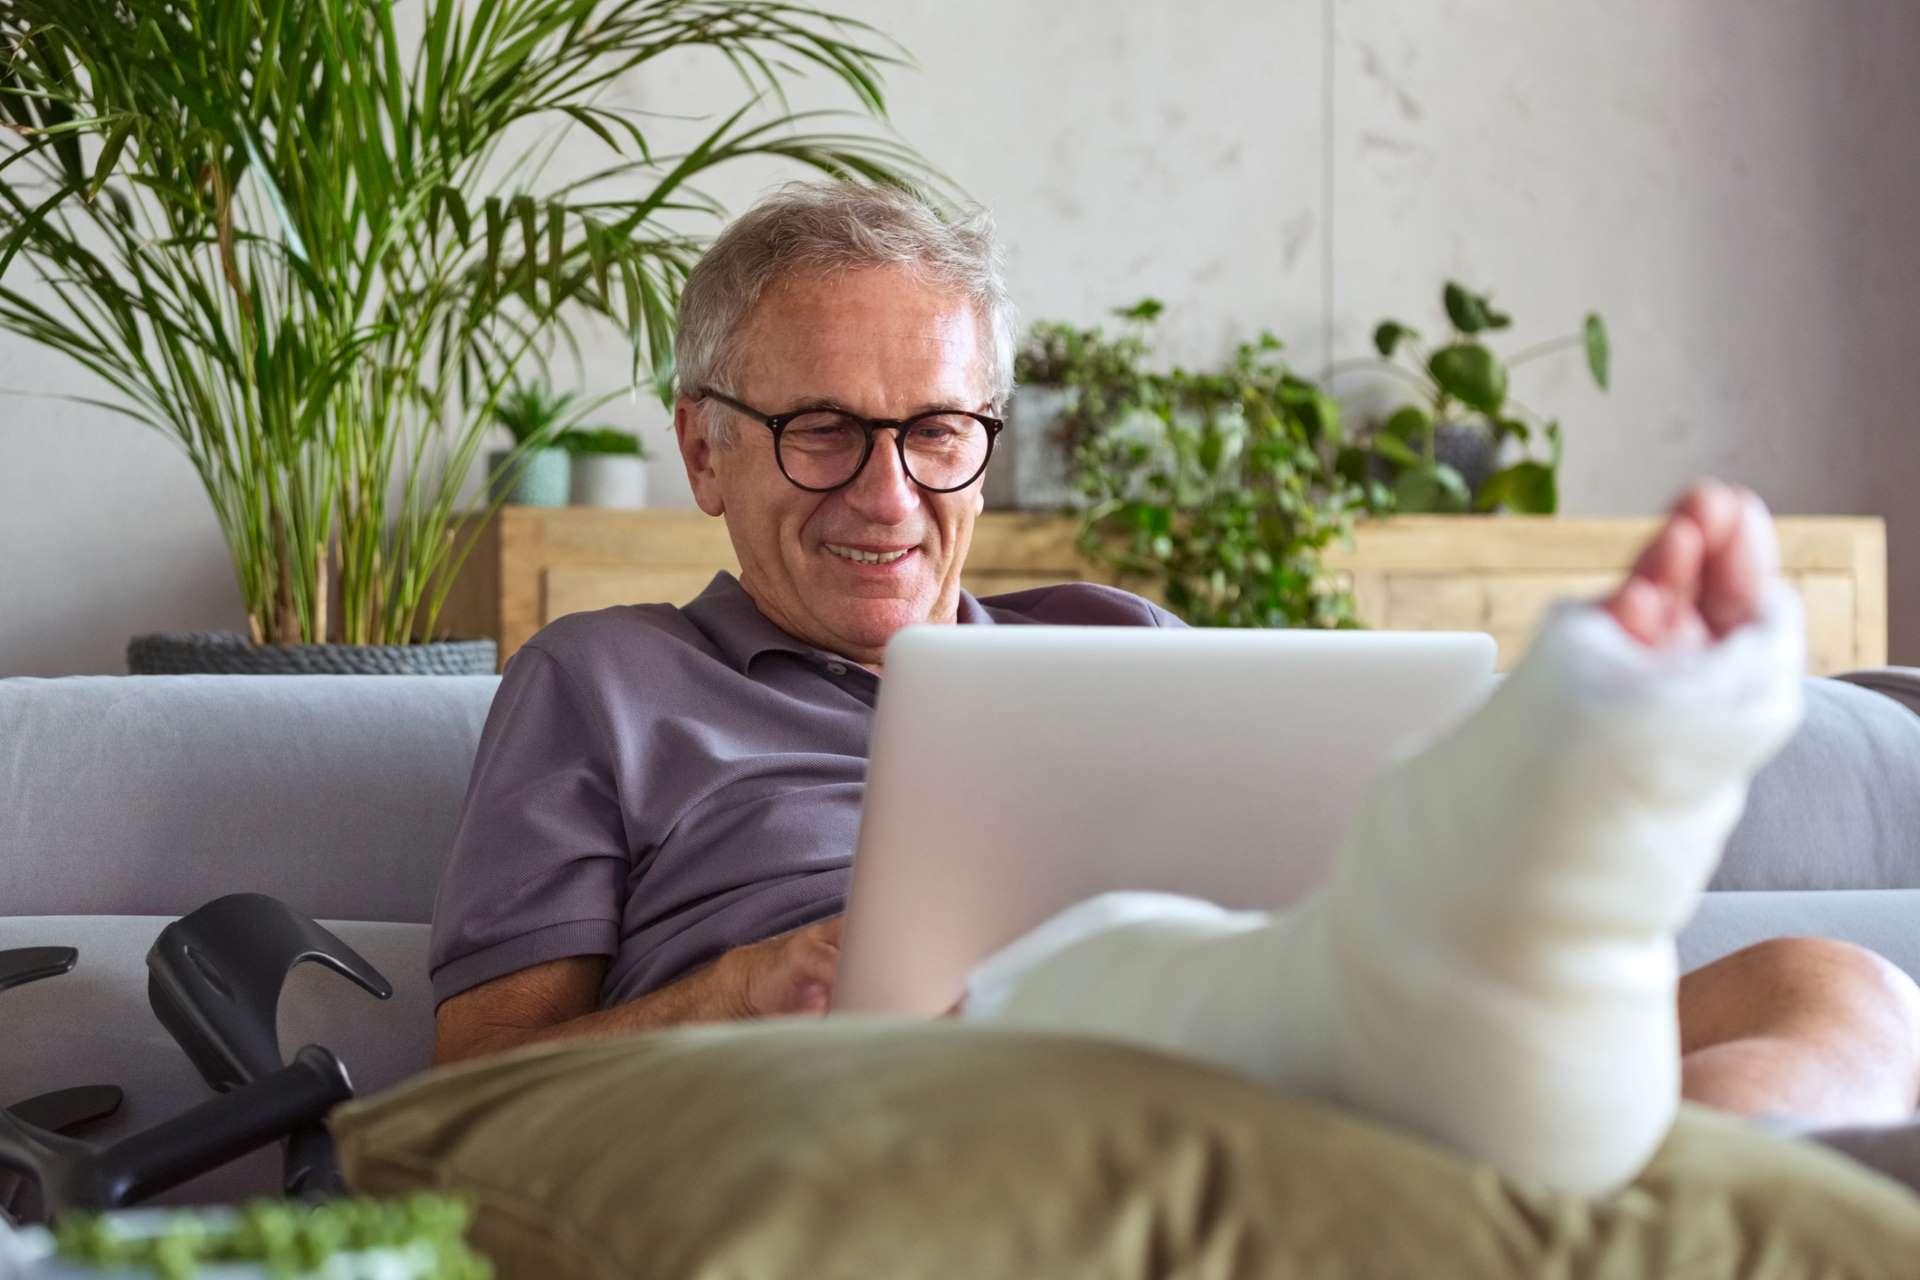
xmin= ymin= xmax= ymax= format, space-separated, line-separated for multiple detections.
xmin=990 ymin=300 xmax=1156 ymax=511
xmin=1335 ymin=282 xmax=1610 ymax=515
xmin=486 ymin=379 xmax=615 ymax=508
xmin=13 ymin=1194 xmax=488 ymax=1279
xmin=560 ymin=425 xmax=649 ymax=508
xmin=1018 ymin=302 xmax=1368 ymax=629
xmin=0 ymin=0 xmax=923 ymax=665
xmin=560 ymin=427 xmax=646 ymax=457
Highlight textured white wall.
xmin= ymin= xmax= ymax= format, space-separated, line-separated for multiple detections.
xmin=4 ymin=1 xmax=1917 ymax=674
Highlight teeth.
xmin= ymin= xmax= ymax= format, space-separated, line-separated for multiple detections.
xmin=827 ymin=544 xmax=910 ymax=565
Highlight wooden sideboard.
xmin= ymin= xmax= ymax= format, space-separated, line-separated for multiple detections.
xmin=438 ymin=509 xmax=1887 ymax=676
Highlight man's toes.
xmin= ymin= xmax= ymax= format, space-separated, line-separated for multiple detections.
xmin=1672 ymin=481 xmax=1744 ymax=558
xmin=1607 ymin=508 xmax=1705 ymax=647
xmin=1698 ymin=489 xmax=1775 ymax=637
xmin=1629 ymin=509 xmax=1706 ymax=601
xmin=1608 ymin=577 xmax=1669 ymax=646
xmin=1605 ymin=480 xmax=1778 ymax=647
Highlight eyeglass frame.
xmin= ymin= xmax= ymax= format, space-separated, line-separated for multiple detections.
xmin=695 ymin=388 xmax=1004 ymax=494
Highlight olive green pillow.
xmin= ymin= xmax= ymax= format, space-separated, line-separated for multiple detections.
xmin=331 ymin=1020 xmax=1920 ymax=1279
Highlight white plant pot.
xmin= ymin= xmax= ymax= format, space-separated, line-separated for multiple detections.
xmin=569 ymin=454 xmax=647 ymax=508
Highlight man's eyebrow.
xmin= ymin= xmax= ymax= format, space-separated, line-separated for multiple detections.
xmin=780 ymin=395 xmax=860 ymax=415
xmin=780 ymin=396 xmax=994 ymax=417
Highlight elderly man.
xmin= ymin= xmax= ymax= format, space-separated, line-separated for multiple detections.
xmin=430 ymin=182 xmax=1920 ymax=1190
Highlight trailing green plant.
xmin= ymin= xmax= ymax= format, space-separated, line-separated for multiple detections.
xmin=560 ymin=425 xmax=646 ymax=456
xmin=1017 ymin=297 xmax=1158 ymax=452
xmin=51 ymin=1193 xmax=488 ymax=1279
xmin=0 ymin=0 xmax=925 ymax=646
xmin=1334 ymin=281 xmax=1610 ymax=515
xmin=1018 ymin=302 xmax=1368 ymax=629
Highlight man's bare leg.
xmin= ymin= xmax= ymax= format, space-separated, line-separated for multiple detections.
xmin=1679 ymin=936 xmax=1920 ymax=1124
xmin=969 ymin=480 xmax=1812 ymax=1195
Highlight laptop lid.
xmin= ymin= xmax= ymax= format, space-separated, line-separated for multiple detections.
xmin=833 ymin=624 xmax=1497 ymax=1014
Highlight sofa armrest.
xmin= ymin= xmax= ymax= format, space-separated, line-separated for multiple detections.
xmin=1683 ymin=890 xmax=1920 ymax=983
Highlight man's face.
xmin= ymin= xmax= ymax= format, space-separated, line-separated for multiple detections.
xmin=674 ymin=265 xmax=990 ymax=667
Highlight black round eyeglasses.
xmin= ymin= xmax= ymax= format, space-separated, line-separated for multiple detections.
xmin=697 ymin=388 xmax=1003 ymax=494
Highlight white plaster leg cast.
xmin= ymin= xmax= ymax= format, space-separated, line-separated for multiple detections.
xmin=966 ymin=571 xmax=1805 ymax=1195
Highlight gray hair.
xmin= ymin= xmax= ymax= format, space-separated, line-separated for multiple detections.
xmin=674 ymin=181 xmax=1017 ymax=446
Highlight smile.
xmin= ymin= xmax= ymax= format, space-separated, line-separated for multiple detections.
xmin=825 ymin=543 xmax=914 ymax=566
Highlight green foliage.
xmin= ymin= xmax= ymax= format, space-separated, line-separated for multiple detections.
xmin=52 ymin=1194 xmax=489 ymax=1279
xmin=1372 ymin=321 xmax=1418 ymax=358
xmin=1427 ymin=342 xmax=1507 ymax=414
xmin=560 ymin=426 xmax=646 ymax=457
xmin=488 ymin=378 xmax=643 ymax=461
xmin=491 ymin=380 xmax=601 ymax=448
xmin=1584 ymin=312 xmax=1611 ymax=390
xmin=1017 ymin=305 xmax=1366 ymax=629
xmin=0 ymin=0 xmax=925 ymax=645
xmin=1341 ymin=281 xmax=1609 ymax=515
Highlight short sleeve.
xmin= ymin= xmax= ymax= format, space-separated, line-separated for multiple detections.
xmin=1148 ymin=599 xmax=1186 ymax=628
xmin=429 ymin=644 xmax=628 ymax=1006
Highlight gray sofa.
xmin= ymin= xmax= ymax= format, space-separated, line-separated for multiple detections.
xmin=5 ymin=669 xmax=1920 ymax=1208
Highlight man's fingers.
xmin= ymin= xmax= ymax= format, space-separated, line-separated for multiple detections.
xmin=792 ymin=934 xmax=841 ymax=986
xmin=737 ymin=917 xmax=846 ymax=1016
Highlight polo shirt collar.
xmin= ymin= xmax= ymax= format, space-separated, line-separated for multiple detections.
xmin=685 ymin=571 xmax=994 ymax=674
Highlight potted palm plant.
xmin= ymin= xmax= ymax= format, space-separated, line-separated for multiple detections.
xmin=0 ymin=0 xmax=926 ymax=673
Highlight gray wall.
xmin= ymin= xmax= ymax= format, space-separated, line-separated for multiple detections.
xmin=5 ymin=1 xmax=1918 ymax=674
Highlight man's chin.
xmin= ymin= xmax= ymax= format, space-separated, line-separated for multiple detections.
xmin=817 ymin=585 xmax=939 ymax=656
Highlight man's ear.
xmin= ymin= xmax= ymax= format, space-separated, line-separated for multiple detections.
xmin=674 ymin=397 xmax=726 ymax=517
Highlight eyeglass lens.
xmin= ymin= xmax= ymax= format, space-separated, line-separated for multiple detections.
xmin=779 ymin=412 xmax=991 ymax=490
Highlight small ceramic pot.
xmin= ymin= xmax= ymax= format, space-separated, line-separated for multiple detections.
xmin=487 ymin=447 xmax=570 ymax=507
xmin=568 ymin=454 xmax=647 ymax=508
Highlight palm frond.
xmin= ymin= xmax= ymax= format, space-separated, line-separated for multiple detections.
xmin=0 ymin=0 xmax=932 ymax=644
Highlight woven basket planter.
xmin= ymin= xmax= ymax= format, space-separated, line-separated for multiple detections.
xmin=127 ymin=632 xmax=498 ymax=676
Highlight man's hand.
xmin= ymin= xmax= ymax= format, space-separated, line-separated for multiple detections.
xmin=433 ymin=916 xmax=845 ymax=1065
xmin=719 ymin=916 xmax=843 ymax=1018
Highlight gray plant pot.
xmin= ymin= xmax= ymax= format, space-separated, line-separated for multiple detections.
xmin=1432 ymin=421 xmax=1503 ymax=499
xmin=983 ymin=384 xmax=1079 ymax=511
xmin=487 ymin=446 xmax=570 ymax=506
xmin=127 ymin=632 xmax=497 ymax=675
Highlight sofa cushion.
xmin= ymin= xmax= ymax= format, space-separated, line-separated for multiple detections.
xmin=0 ymin=675 xmax=496 ymax=922
xmin=1712 ymin=669 xmax=1920 ymax=891
xmin=332 ymin=1020 xmax=1920 ymax=1280
xmin=0 ymin=915 xmax=433 ymax=1207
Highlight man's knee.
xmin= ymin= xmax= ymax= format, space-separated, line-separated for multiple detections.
xmin=1682 ymin=935 xmax=1920 ymax=1060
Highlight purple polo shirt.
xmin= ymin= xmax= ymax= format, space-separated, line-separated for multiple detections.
xmin=429 ymin=571 xmax=1180 ymax=1007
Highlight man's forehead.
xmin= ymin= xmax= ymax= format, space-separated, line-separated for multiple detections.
xmin=751 ymin=272 xmax=978 ymax=339
xmin=738 ymin=271 xmax=989 ymax=399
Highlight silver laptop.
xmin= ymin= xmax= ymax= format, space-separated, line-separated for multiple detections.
xmin=832 ymin=624 xmax=1498 ymax=1015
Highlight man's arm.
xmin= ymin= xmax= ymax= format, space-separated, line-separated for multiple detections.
xmin=433 ymin=916 xmax=843 ymax=1066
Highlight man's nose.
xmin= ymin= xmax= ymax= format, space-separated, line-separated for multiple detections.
xmin=840 ymin=429 xmax=920 ymax=524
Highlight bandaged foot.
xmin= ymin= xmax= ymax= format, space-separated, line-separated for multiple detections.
xmin=965 ymin=482 xmax=1806 ymax=1195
